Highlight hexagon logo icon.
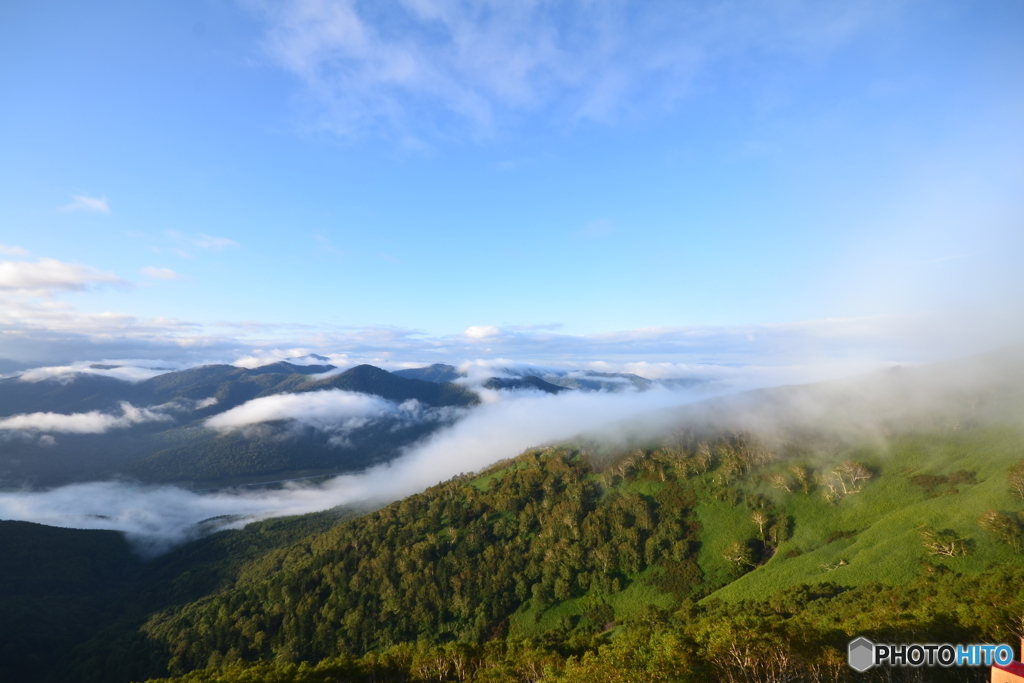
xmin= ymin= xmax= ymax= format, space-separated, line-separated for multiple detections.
xmin=848 ymin=637 xmax=875 ymax=672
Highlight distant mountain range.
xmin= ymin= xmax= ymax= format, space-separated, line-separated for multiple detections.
xmin=394 ymin=362 xmax=702 ymax=392
xmin=0 ymin=360 xmax=695 ymax=489
xmin=0 ymin=363 xmax=476 ymax=488
xmin=0 ymin=362 xmax=474 ymax=418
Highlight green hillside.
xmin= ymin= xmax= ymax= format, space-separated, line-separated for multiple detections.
xmin=707 ymin=426 xmax=1024 ymax=601
xmin=3 ymin=421 xmax=1015 ymax=682
xmin=126 ymin=423 xmax=1022 ymax=683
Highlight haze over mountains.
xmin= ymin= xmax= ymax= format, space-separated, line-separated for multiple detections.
xmin=394 ymin=363 xmax=699 ymax=392
xmin=1 ymin=347 xmax=1020 ymax=557
xmin=0 ymin=358 xmax=697 ymax=489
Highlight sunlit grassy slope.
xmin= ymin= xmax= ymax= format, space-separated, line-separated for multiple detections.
xmin=706 ymin=426 xmax=1024 ymax=602
xmin=505 ymin=424 xmax=1024 ymax=638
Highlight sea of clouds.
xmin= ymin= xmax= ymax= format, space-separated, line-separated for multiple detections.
xmin=3 ymin=344 xmax=1019 ymax=556
xmin=0 ymin=402 xmax=172 ymax=435
xmin=0 ymin=384 xmax=697 ymax=555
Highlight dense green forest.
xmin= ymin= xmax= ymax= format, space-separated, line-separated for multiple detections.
xmin=3 ymin=417 xmax=1023 ymax=682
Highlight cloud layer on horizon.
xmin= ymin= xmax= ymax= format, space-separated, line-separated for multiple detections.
xmin=14 ymin=360 xmax=187 ymax=383
xmin=208 ymin=388 xmax=450 ymax=429
xmin=0 ymin=258 xmax=124 ymax=295
xmin=0 ymin=249 xmax=1021 ymax=395
xmin=3 ymin=307 xmax=1024 ymax=395
xmin=59 ymin=194 xmax=110 ymax=214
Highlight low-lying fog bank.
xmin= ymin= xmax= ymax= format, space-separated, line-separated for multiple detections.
xmin=2 ymin=346 xmax=1021 ymax=556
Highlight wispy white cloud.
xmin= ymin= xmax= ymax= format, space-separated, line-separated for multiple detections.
xmin=17 ymin=360 xmax=183 ymax=383
xmin=573 ymin=219 xmax=614 ymax=239
xmin=60 ymin=194 xmax=110 ymax=214
xmin=206 ymin=389 xmax=396 ymax=431
xmin=232 ymin=348 xmax=347 ymax=368
xmin=0 ymin=258 xmax=124 ymax=295
xmin=0 ymin=402 xmax=172 ymax=434
xmin=0 ymin=245 xmax=30 ymax=257
xmin=205 ymin=389 xmax=461 ymax=448
xmin=165 ymin=231 xmax=239 ymax=258
xmin=0 ymin=294 xmax=222 ymax=365
xmin=192 ymin=233 xmax=238 ymax=250
xmin=463 ymin=325 xmax=501 ymax=340
xmin=312 ymin=234 xmax=344 ymax=258
xmin=141 ymin=266 xmax=181 ymax=280
xmin=249 ymin=0 xmax=902 ymax=137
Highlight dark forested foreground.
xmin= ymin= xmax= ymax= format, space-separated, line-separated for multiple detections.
xmin=3 ymin=418 xmax=1024 ymax=683
xmin=137 ymin=563 xmax=1024 ymax=682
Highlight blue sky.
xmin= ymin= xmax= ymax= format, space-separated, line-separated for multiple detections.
xmin=1 ymin=0 xmax=1022 ymax=377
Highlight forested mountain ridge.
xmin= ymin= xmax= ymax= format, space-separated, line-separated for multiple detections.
xmin=0 ymin=362 xmax=477 ymax=419
xmin=0 ymin=355 xmax=704 ymax=488
xmin=0 ymin=356 xmax=704 ymax=489
xmin=393 ymin=363 xmax=464 ymax=384
xmin=0 ymin=364 xmax=477 ymax=487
